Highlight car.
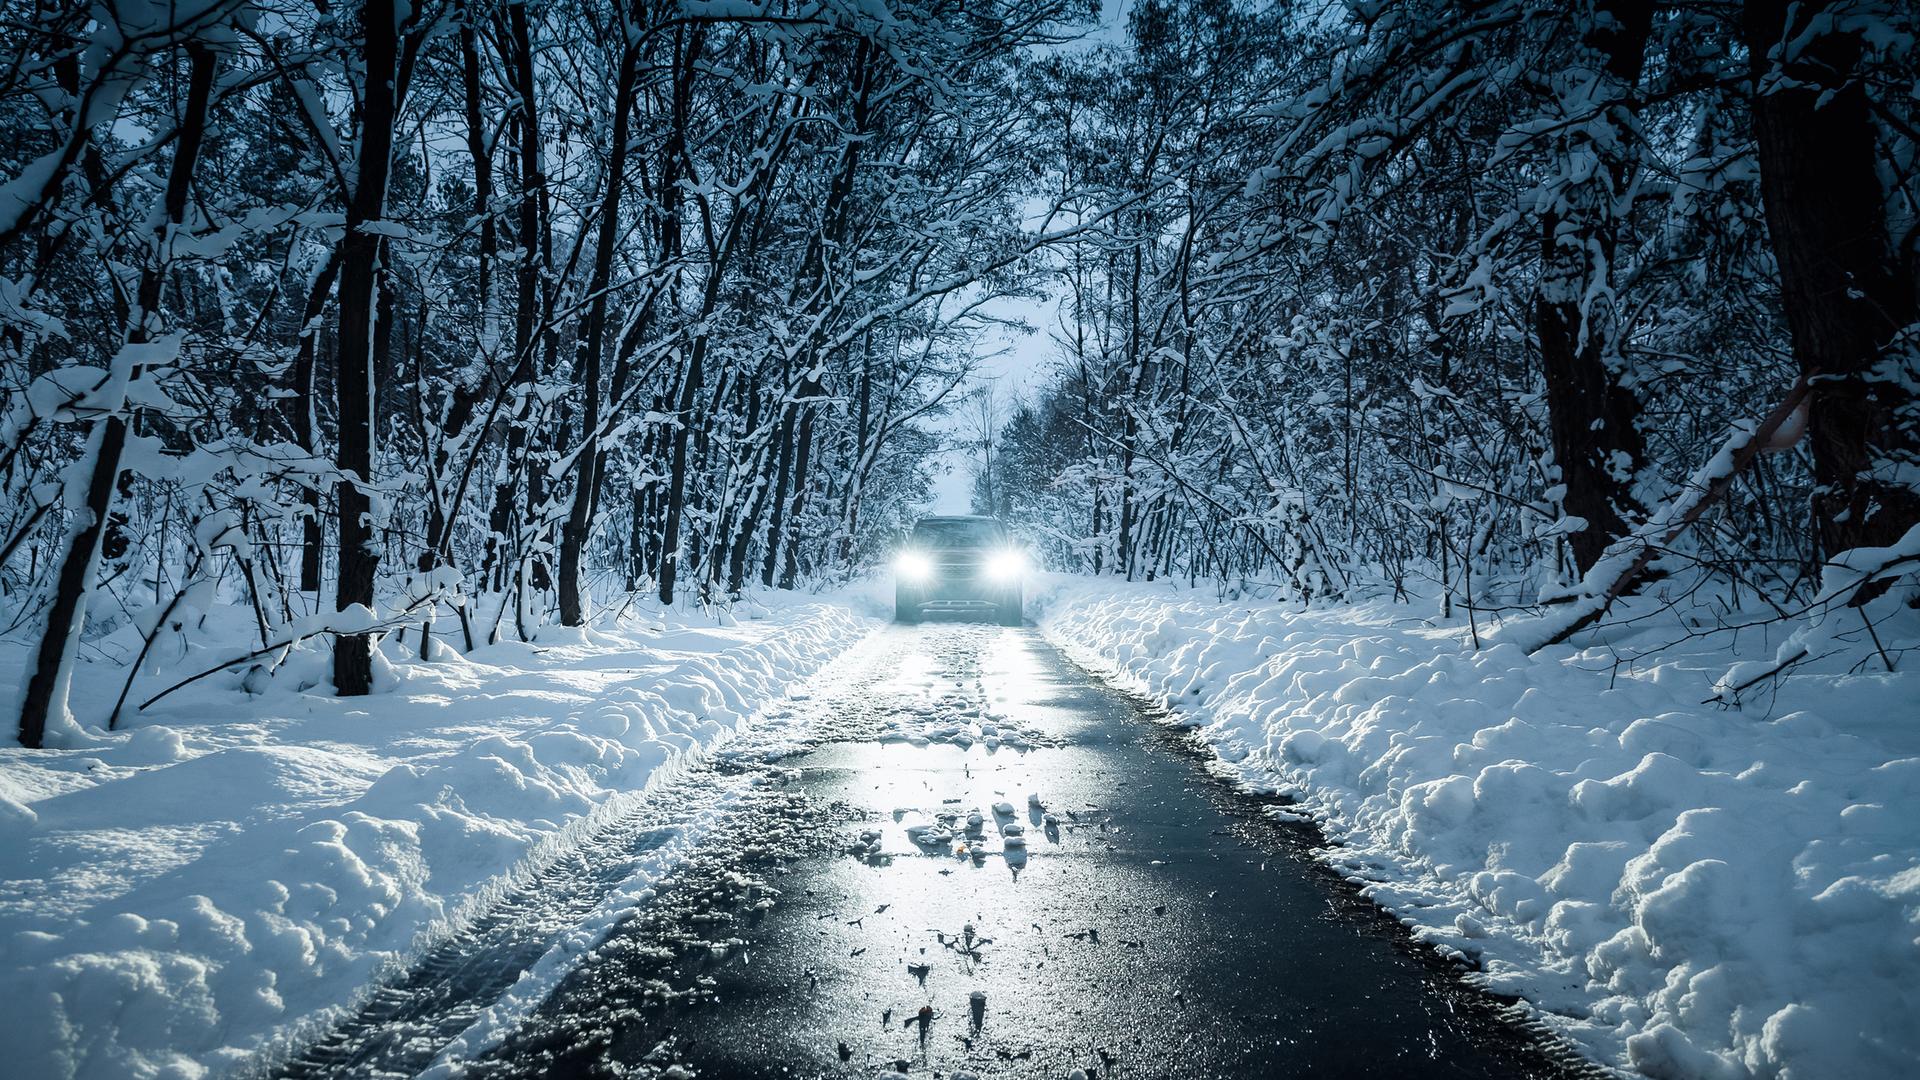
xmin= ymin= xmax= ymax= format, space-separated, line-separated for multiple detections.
xmin=893 ymin=515 xmax=1026 ymax=625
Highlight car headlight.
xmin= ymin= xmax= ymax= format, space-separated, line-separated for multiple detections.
xmin=895 ymin=551 xmax=933 ymax=582
xmin=985 ymin=549 xmax=1025 ymax=582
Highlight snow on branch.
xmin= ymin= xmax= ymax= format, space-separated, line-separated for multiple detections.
xmin=1491 ymin=375 xmax=1815 ymax=654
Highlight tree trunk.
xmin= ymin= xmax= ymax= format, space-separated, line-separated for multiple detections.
xmin=480 ymin=0 xmax=545 ymax=625
xmin=1533 ymin=0 xmax=1654 ymax=574
xmin=1116 ymin=243 xmax=1145 ymax=578
xmin=14 ymin=43 xmax=217 ymax=746
xmin=559 ymin=44 xmax=640 ymax=625
xmin=459 ymin=0 xmax=496 ymax=326
xmin=333 ymin=0 xmax=400 ymax=696
xmin=779 ymin=393 xmax=820 ymax=589
xmin=1743 ymin=0 xmax=1920 ymax=562
xmin=659 ymin=338 xmax=707 ymax=604
xmin=760 ymin=393 xmax=796 ymax=587
xmin=292 ymin=248 xmax=342 ymax=593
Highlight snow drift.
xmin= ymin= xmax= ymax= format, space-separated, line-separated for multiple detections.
xmin=1033 ymin=576 xmax=1920 ymax=1079
xmin=0 ymin=599 xmax=874 ymax=1079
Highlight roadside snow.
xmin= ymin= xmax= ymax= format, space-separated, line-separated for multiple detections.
xmin=1032 ymin=575 xmax=1920 ymax=1079
xmin=0 ymin=596 xmax=876 ymax=1080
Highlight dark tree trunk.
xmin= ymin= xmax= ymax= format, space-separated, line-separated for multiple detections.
xmin=778 ymin=398 xmax=819 ymax=589
xmin=459 ymin=0 xmax=495 ymax=313
xmin=1116 ymin=244 xmax=1145 ymax=578
xmin=659 ymin=336 xmax=708 ymax=604
xmin=1533 ymin=0 xmax=1654 ymax=575
xmin=1743 ymin=0 xmax=1920 ymax=562
xmin=15 ymin=44 xmax=217 ymax=747
xmin=333 ymin=0 xmax=400 ymax=696
xmin=481 ymin=0 xmax=545 ymax=627
xmin=292 ymin=248 xmax=342 ymax=593
xmin=834 ymin=339 xmax=874 ymax=568
xmin=660 ymin=27 xmax=732 ymax=606
xmin=767 ymin=41 xmax=871 ymax=589
xmin=400 ymin=0 xmax=496 ymax=659
xmin=724 ymin=375 xmax=768 ymax=595
xmin=559 ymin=44 xmax=641 ymax=625
xmin=629 ymin=28 xmax=694 ymax=594
xmin=760 ymin=394 xmax=796 ymax=588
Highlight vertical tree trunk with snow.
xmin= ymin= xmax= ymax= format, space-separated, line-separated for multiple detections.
xmin=558 ymin=43 xmax=640 ymax=626
xmin=481 ymin=0 xmax=546 ymax=638
xmin=1533 ymin=0 xmax=1654 ymax=574
xmin=660 ymin=340 xmax=710 ymax=604
xmin=662 ymin=27 xmax=753 ymax=607
xmin=1116 ymin=241 xmax=1146 ymax=579
xmin=1742 ymin=0 xmax=1920 ymax=562
xmin=776 ymin=380 xmax=825 ymax=589
xmin=759 ymin=389 xmax=796 ymax=588
xmin=333 ymin=0 xmax=400 ymax=696
xmin=409 ymin=3 xmax=498 ymax=656
xmin=771 ymin=40 xmax=873 ymax=590
xmin=459 ymin=0 xmax=496 ymax=319
xmin=639 ymin=24 xmax=697 ymax=595
xmin=13 ymin=43 xmax=216 ymax=747
xmin=291 ymin=250 xmax=342 ymax=594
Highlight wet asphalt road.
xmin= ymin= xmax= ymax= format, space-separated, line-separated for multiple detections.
xmin=452 ymin=622 xmax=1598 ymax=1080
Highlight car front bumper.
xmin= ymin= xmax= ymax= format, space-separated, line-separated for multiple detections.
xmin=898 ymin=566 xmax=1015 ymax=607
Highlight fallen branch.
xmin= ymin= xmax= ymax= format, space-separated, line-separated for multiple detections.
xmin=1703 ymin=645 xmax=1810 ymax=704
xmin=108 ymin=554 xmax=207 ymax=730
xmin=137 ymin=596 xmax=433 ymax=712
xmin=1707 ymin=526 xmax=1920 ymax=703
xmin=1495 ymin=374 xmax=1814 ymax=654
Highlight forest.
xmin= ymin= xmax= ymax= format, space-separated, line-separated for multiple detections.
xmin=3 ymin=3 xmax=1919 ymax=1079
xmin=1 ymin=0 xmax=1915 ymax=742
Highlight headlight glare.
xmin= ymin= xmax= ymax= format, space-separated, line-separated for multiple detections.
xmin=985 ymin=549 xmax=1025 ymax=582
xmin=895 ymin=551 xmax=933 ymax=581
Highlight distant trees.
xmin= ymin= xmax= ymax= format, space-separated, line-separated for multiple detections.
xmin=988 ymin=0 xmax=1918 ymax=619
xmin=6 ymin=0 xmax=1914 ymax=745
xmin=0 ymin=0 xmax=1088 ymax=745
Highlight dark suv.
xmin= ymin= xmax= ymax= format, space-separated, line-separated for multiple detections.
xmin=893 ymin=516 xmax=1026 ymax=625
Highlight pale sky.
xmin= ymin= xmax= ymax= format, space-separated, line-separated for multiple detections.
xmin=921 ymin=0 xmax=1129 ymax=515
xmin=925 ymin=292 xmax=1065 ymax=513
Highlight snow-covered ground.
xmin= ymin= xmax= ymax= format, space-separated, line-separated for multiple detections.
xmin=0 ymin=595 xmax=878 ymax=1080
xmin=6 ymin=569 xmax=1914 ymax=1080
xmin=1031 ymin=575 xmax=1920 ymax=1079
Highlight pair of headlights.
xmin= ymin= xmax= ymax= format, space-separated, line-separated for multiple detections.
xmin=895 ymin=549 xmax=1026 ymax=583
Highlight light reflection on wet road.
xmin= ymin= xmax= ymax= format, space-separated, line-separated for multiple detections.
xmin=466 ymin=622 xmax=1600 ymax=1079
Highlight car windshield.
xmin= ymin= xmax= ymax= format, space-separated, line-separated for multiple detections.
xmin=911 ymin=519 xmax=1003 ymax=549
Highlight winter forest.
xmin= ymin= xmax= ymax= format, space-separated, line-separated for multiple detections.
xmin=3 ymin=0 xmax=1917 ymax=737
xmin=1 ymin=0 xmax=1917 ymax=1078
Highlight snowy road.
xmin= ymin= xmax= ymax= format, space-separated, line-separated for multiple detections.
xmin=285 ymin=622 xmax=1602 ymax=1079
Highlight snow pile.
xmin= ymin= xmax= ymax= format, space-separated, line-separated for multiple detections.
xmin=1032 ymin=576 xmax=1920 ymax=1078
xmin=877 ymin=693 xmax=1042 ymax=751
xmin=894 ymin=798 xmax=1038 ymax=860
xmin=869 ymin=630 xmax=1048 ymax=750
xmin=0 ymin=598 xmax=874 ymax=1079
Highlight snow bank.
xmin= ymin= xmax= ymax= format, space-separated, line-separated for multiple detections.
xmin=0 ymin=597 xmax=875 ymax=1079
xmin=1032 ymin=576 xmax=1920 ymax=1079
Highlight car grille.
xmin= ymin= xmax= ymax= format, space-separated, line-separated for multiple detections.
xmin=914 ymin=552 xmax=996 ymax=597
